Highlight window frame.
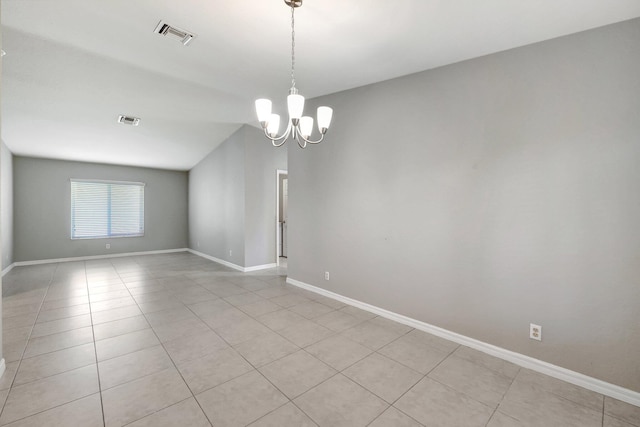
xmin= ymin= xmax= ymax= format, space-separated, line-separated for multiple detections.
xmin=70 ymin=179 xmax=146 ymax=240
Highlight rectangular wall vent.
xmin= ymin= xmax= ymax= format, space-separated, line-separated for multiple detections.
xmin=118 ymin=115 xmax=141 ymax=126
xmin=154 ymin=21 xmax=195 ymax=46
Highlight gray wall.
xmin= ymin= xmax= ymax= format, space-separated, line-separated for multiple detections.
xmin=289 ymin=19 xmax=640 ymax=391
xmin=13 ymin=157 xmax=188 ymax=262
xmin=0 ymin=20 xmax=4 ymax=360
xmin=189 ymin=128 xmax=246 ymax=266
xmin=1 ymin=141 xmax=13 ymax=270
xmin=245 ymin=135 xmax=287 ymax=266
xmin=188 ymin=125 xmax=286 ymax=268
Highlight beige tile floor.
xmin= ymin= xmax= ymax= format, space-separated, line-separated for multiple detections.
xmin=0 ymin=252 xmax=638 ymax=426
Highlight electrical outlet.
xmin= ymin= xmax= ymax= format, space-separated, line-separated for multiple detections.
xmin=106 ymin=244 xmax=110 ymax=249
xmin=229 ymin=249 xmax=232 ymax=257
xmin=197 ymin=241 xmax=200 ymax=248
xmin=324 ymin=271 xmax=330 ymax=280
xmin=530 ymin=323 xmax=542 ymax=341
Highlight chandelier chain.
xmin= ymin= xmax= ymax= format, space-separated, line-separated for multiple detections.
xmin=290 ymin=3 xmax=296 ymax=89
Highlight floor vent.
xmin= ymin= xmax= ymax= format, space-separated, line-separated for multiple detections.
xmin=118 ymin=115 xmax=141 ymax=126
xmin=154 ymin=21 xmax=195 ymax=46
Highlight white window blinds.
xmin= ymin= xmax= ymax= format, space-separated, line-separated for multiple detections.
xmin=71 ymin=180 xmax=145 ymax=239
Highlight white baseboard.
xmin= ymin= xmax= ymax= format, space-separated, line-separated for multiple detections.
xmin=1 ymin=263 xmax=15 ymax=277
xmin=4 ymin=248 xmax=278 ymax=276
xmin=10 ymin=248 xmax=189 ymax=268
xmin=245 ymin=263 xmax=277 ymax=272
xmin=0 ymin=358 xmax=5 ymax=379
xmin=187 ymin=249 xmax=276 ymax=273
xmin=188 ymin=249 xmax=245 ymax=272
xmin=286 ymin=277 xmax=640 ymax=407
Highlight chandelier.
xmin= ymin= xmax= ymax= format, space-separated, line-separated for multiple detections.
xmin=255 ymin=0 xmax=333 ymax=148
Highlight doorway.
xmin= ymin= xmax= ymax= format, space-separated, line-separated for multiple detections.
xmin=276 ymin=169 xmax=288 ymax=266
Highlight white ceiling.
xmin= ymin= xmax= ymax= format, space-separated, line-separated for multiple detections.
xmin=2 ymin=0 xmax=639 ymax=170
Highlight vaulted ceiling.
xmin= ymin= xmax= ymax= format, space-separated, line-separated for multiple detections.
xmin=2 ymin=1 xmax=639 ymax=170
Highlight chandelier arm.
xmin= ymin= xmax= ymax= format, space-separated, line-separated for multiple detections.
xmin=262 ymin=121 xmax=292 ymax=143
xmin=298 ymin=129 xmax=326 ymax=145
xmin=272 ymin=124 xmax=291 ymax=147
xmin=272 ymin=138 xmax=288 ymax=147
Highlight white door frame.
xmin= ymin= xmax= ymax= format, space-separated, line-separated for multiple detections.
xmin=275 ymin=169 xmax=288 ymax=266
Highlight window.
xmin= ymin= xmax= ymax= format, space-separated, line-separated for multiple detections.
xmin=71 ymin=179 xmax=145 ymax=239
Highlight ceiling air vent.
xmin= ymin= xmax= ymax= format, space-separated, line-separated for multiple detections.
xmin=154 ymin=21 xmax=195 ymax=46
xmin=118 ymin=115 xmax=140 ymax=126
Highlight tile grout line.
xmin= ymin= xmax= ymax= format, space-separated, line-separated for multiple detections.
xmin=118 ymin=396 xmax=195 ymax=427
xmin=84 ymin=260 xmax=107 ymax=427
xmin=208 ymin=284 xmax=426 ymax=425
xmin=108 ymin=243 xmax=216 ymax=426
xmin=264 ymin=297 xmax=406 ymax=421
xmin=509 ymin=369 xmax=607 ymax=415
xmin=0 ymin=394 xmax=102 ymax=426
xmin=11 ymin=328 xmax=95 ymax=363
xmin=374 ymin=343 xmax=463 ymax=425
xmin=181 ymin=275 xmax=297 ymax=425
xmin=0 ymin=263 xmax=57 ymax=422
xmin=177 ymin=270 xmax=322 ymax=426
xmin=112 ymin=261 xmax=217 ymax=427
xmin=0 ymin=263 xmax=105 ymax=426
xmin=103 ymin=258 xmax=348 ymax=422
xmin=482 ymin=365 xmax=522 ymax=427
